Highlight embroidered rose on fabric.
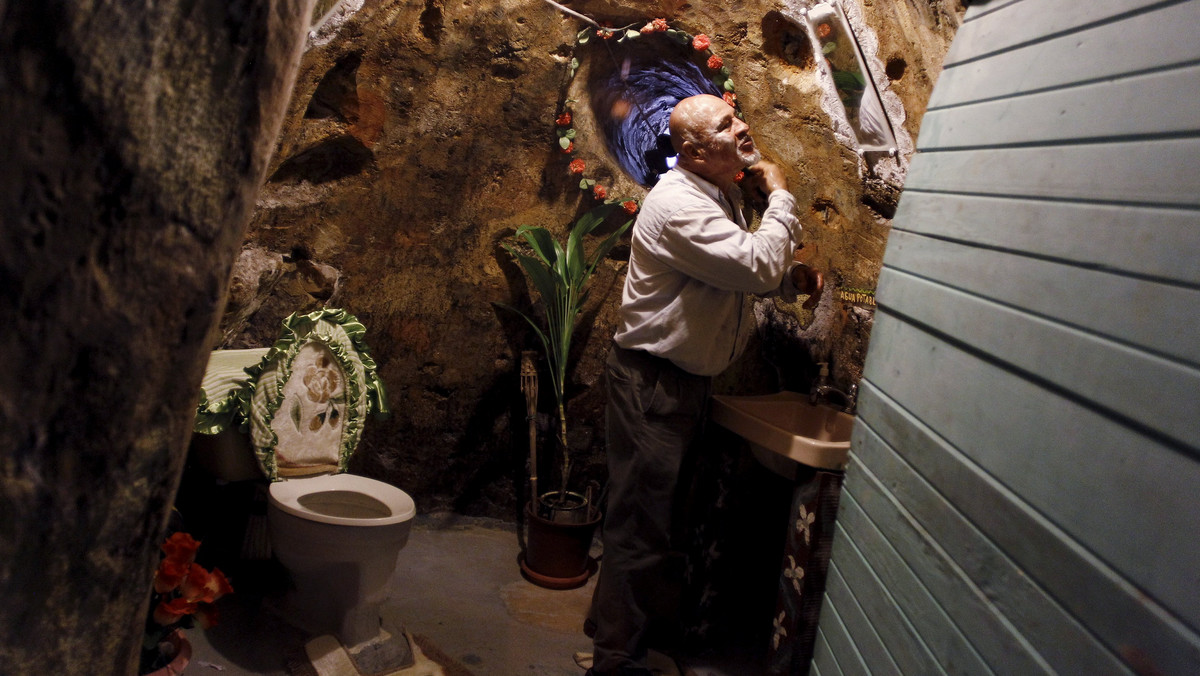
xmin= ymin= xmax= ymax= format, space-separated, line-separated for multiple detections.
xmin=303 ymin=356 xmax=342 ymax=404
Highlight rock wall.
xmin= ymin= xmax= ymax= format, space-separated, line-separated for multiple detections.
xmin=0 ymin=1 xmax=313 ymax=671
xmin=232 ymin=0 xmax=964 ymax=517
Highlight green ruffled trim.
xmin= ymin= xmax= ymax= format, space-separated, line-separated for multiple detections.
xmin=193 ymin=351 xmax=270 ymax=435
xmin=242 ymin=308 xmax=387 ymax=480
xmin=193 ymin=388 xmax=240 ymax=435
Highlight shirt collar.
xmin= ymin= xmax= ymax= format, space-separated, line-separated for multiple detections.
xmin=674 ymin=165 xmax=743 ymax=209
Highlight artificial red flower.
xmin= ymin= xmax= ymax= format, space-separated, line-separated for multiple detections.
xmin=204 ymin=568 xmax=234 ymax=602
xmin=556 ymin=112 xmax=572 ymax=127
xmin=160 ymin=532 xmax=200 ymax=567
xmin=817 ymin=22 xmax=832 ymax=39
xmin=153 ymin=557 xmax=188 ymax=594
xmin=569 ymin=159 xmax=586 ymax=175
xmin=653 ymin=18 xmax=669 ymax=32
xmin=723 ymin=92 xmax=738 ymax=107
xmin=596 ymin=22 xmax=614 ymax=40
xmin=692 ymin=34 xmax=710 ymax=51
xmin=707 ymin=54 xmax=723 ymax=70
xmin=640 ymin=22 xmax=655 ymax=34
xmin=562 ymin=141 xmax=574 ymax=154
xmin=180 ymin=563 xmax=213 ymax=603
xmin=622 ymin=200 xmax=639 ymax=215
xmin=734 ymin=170 xmax=745 ymax=183
xmin=152 ymin=597 xmax=198 ymax=626
xmin=593 ymin=184 xmax=608 ymax=200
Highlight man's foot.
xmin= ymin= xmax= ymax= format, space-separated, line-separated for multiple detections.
xmin=574 ymin=651 xmax=593 ymax=670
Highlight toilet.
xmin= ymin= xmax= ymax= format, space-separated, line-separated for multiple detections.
xmin=191 ymin=309 xmax=415 ymax=648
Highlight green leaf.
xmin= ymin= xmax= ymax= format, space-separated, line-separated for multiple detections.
xmin=625 ymin=29 xmax=640 ymax=40
xmin=579 ymin=178 xmax=590 ymax=190
xmin=832 ymin=70 xmax=866 ymax=92
xmin=585 ymin=217 xmax=633 ymax=279
xmin=565 ymin=128 xmax=576 ymax=140
xmin=559 ymin=136 xmax=571 ymax=149
xmin=577 ymin=28 xmax=590 ymax=44
xmin=494 ymin=303 xmax=553 ymax=370
xmin=724 ymin=78 xmax=736 ymax=92
xmin=822 ymin=41 xmax=837 ymax=54
xmin=514 ymin=226 xmax=558 ymax=267
xmin=720 ymin=66 xmax=731 ymax=77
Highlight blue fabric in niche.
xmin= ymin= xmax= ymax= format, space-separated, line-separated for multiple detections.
xmin=590 ymin=54 xmax=723 ymax=186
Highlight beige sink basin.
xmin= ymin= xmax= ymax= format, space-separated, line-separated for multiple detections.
xmin=710 ymin=391 xmax=854 ymax=475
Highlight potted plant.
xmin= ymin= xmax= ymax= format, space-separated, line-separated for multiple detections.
xmin=501 ymin=200 xmax=634 ymax=586
xmin=140 ymin=530 xmax=234 ymax=674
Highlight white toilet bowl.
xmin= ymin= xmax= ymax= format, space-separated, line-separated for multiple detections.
xmin=191 ymin=310 xmax=415 ymax=649
xmin=268 ymin=473 xmax=416 ymax=646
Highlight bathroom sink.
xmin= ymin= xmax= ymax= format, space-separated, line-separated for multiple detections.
xmin=710 ymin=391 xmax=854 ymax=475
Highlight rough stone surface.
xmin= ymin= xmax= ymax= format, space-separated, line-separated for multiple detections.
xmin=0 ymin=1 xmax=313 ymax=672
xmin=233 ymin=0 xmax=964 ymax=519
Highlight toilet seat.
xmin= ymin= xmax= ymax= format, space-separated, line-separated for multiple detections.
xmin=270 ymin=473 xmax=415 ymax=527
xmin=244 ymin=309 xmax=388 ymax=481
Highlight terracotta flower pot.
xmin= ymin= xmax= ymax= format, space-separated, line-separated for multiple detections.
xmin=521 ymin=493 xmax=601 ymax=589
xmin=143 ymin=629 xmax=191 ymax=676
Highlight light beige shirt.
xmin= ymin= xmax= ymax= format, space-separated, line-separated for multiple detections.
xmin=614 ymin=166 xmax=803 ymax=376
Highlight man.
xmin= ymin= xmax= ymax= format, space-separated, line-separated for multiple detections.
xmin=588 ymin=94 xmax=823 ymax=675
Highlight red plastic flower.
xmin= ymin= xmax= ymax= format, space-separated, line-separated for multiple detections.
xmin=817 ymin=22 xmax=832 ymax=39
xmin=160 ymin=532 xmax=200 ymax=567
xmin=556 ymin=112 xmax=572 ymax=127
xmin=723 ymin=92 xmax=738 ymax=107
xmin=622 ymin=200 xmax=639 ymax=215
xmin=569 ymin=159 xmax=586 ymax=175
xmin=640 ymin=22 xmax=655 ymax=35
xmin=596 ymin=22 xmax=614 ymax=40
xmin=179 ymin=563 xmax=213 ymax=603
xmin=152 ymin=597 xmax=198 ymax=626
xmin=734 ymin=170 xmax=745 ymax=183
xmin=707 ymin=54 xmax=723 ymax=70
xmin=203 ymin=568 xmax=234 ymax=603
xmin=692 ymin=34 xmax=710 ymax=51
xmin=153 ymin=557 xmax=189 ymax=594
xmin=593 ymin=184 xmax=608 ymax=200
xmin=562 ymin=141 xmax=574 ymax=154
xmin=653 ymin=18 xmax=669 ymax=32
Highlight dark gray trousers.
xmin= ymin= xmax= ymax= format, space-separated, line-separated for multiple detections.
xmin=590 ymin=345 xmax=712 ymax=674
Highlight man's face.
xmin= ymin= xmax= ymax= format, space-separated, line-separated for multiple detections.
xmin=703 ymin=104 xmax=760 ymax=174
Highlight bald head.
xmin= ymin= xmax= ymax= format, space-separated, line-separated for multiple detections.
xmin=668 ymin=95 xmax=728 ymax=154
xmin=667 ymin=94 xmax=759 ymax=188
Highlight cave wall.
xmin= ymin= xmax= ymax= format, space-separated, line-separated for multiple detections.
xmin=229 ymin=0 xmax=964 ymax=517
xmin=0 ymin=1 xmax=313 ymax=671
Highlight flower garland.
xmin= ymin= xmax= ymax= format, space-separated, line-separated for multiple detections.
xmin=554 ymin=17 xmax=740 ymax=214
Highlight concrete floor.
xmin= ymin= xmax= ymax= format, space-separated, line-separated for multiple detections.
xmin=186 ymin=513 xmax=755 ymax=676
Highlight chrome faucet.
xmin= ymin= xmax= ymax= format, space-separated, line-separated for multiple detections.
xmin=809 ymin=362 xmax=857 ymax=413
